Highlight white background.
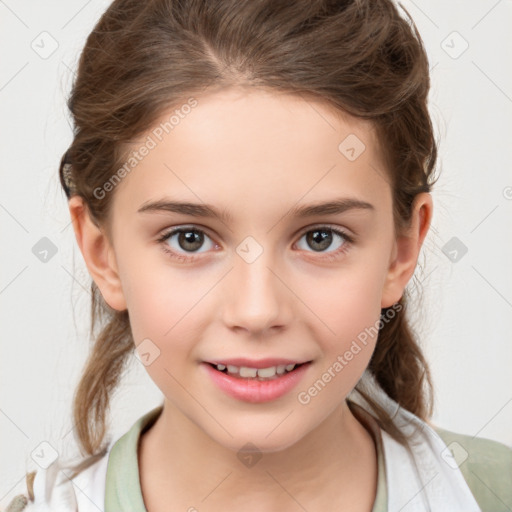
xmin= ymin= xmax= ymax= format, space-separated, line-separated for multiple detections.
xmin=1 ymin=0 xmax=511 ymax=506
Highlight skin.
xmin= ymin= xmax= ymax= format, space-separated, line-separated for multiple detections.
xmin=69 ymin=87 xmax=432 ymax=511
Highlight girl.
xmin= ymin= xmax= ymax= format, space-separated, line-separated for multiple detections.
xmin=5 ymin=0 xmax=511 ymax=511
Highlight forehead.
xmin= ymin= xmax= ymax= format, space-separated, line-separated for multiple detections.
xmin=110 ymin=87 xmax=391 ymax=223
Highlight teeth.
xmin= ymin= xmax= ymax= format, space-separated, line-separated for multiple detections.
xmin=215 ymin=363 xmax=299 ymax=379
xmin=256 ymin=366 xmax=277 ymax=378
xmin=239 ymin=366 xmax=258 ymax=378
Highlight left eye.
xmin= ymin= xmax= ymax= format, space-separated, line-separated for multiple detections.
xmin=295 ymin=226 xmax=352 ymax=256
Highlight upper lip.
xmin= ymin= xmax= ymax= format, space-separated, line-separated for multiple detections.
xmin=204 ymin=358 xmax=311 ymax=369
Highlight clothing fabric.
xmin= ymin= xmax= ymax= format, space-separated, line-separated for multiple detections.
xmin=4 ymin=369 xmax=512 ymax=511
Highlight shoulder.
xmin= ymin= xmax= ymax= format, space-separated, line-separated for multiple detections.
xmin=432 ymin=425 xmax=512 ymax=512
xmin=3 ymin=407 xmax=163 ymax=512
xmin=1 ymin=449 xmax=110 ymax=512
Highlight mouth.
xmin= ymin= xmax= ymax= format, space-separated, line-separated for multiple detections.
xmin=202 ymin=359 xmax=313 ymax=403
xmin=205 ymin=361 xmax=311 ymax=381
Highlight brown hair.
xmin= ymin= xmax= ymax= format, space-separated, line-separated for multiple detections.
xmin=58 ymin=0 xmax=438 ymax=473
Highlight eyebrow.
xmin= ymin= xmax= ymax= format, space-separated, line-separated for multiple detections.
xmin=137 ymin=197 xmax=375 ymax=223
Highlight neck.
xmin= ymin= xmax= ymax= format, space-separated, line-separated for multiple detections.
xmin=139 ymin=399 xmax=378 ymax=511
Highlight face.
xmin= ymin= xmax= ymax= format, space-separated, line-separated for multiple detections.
xmin=94 ymin=87 xmax=405 ymax=452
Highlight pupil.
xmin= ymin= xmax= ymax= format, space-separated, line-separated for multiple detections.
xmin=180 ymin=230 xmax=203 ymax=251
xmin=308 ymin=229 xmax=332 ymax=251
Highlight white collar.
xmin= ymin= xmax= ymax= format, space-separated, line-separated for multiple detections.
xmin=27 ymin=450 xmax=108 ymax=511
xmin=348 ymin=369 xmax=482 ymax=511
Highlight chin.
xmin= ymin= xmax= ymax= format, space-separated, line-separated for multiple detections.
xmin=209 ymin=424 xmax=307 ymax=455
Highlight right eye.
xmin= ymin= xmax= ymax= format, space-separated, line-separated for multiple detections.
xmin=157 ymin=226 xmax=218 ymax=262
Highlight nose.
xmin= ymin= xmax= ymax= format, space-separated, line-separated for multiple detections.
xmin=221 ymin=248 xmax=292 ymax=336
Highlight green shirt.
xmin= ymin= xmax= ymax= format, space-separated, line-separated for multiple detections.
xmin=104 ymin=405 xmax=512 ymax=511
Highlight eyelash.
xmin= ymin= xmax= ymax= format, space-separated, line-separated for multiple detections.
xmin=156 ymin=225 xmax=355 ymax=263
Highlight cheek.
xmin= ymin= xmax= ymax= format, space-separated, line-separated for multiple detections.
xmin=115 ymin=244 xmax=177 ymax=340
xmin=122 ymin=267 xmax=203 ymax=398
xmin=306 ymin=261 xmax=385 ymax=340
xmin=294 ymin=268 xmax=384 ymax=413
xmin=125 ymin=270 xmax=196 ymax=345
xmin=299 ymin=258 xmax=386 ymax=391
xmin=120 ymin=259 xmax=217 ymax=384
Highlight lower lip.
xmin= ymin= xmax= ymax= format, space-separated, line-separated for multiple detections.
xmin=202 ymin=362 xmax=311 ymax=403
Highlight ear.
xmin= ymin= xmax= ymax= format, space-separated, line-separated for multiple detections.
xmin=381 ymin=192 xmax=433 ymax=308
xmin=68 ymin=196 xmax=127 ymax=311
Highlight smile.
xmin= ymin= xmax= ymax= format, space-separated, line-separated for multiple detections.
xmin=202 ymin=361 xmax=312 ymax=403
xmin=209 ymin=362 xmax=303 ymax=380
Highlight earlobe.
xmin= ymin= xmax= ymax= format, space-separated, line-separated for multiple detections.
xmin=68 ymin=196 xmax=127 ymax=311
xmin=381 ymin=192 xmax=433 ymax=308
